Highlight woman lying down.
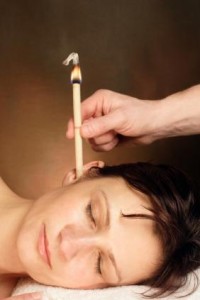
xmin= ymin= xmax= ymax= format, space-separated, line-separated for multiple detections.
xmin=0 ymin=161 xmax=200 ymax=299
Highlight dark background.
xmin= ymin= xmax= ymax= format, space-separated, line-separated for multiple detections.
xmin=0 ymin=0 xmax=200 ymax=198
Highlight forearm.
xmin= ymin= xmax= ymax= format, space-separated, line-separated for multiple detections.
xmin=68 ymin=85 xmax=200 ymax=149
xmin=152 ymin=84 xmax=200 ymax=140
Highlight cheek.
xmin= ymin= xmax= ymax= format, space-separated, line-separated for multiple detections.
xmin=15 ymin=195 xmax=73 ymax=261
xmin=27 ymin=191 xmax=84 ymax=230
xmin=62 ymin=260 xmax=93 ymax=287
xmin=17 ymin=189 xmax=96 ymax=287
xmin=37 ymin=257 xmax=97 ymax=288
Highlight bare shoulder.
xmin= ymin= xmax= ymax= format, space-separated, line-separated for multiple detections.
xmin=0 ymin=277 xmax=18 ymax=299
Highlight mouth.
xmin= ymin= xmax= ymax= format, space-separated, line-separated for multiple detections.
xmin=38 ymin=223 xmax=52 ymax=268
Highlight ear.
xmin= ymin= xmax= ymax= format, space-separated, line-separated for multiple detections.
xmin=62 ymin=161 xmax=105 ymax=186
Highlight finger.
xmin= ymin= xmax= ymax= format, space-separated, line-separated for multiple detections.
xmin=66 ymin=117 xmax=95 ymax=139
xmin=91 ymin=137 xmax=119 ymax=152
xmin=66 ymin=89 xmax=103 ymax=139
xmin=88 ymin=131 xmax=116 ymax=146
xmin=81 ymin=90 xmax=110 ymax=121
xmin=66 ymin=118 xmax=74 ymax=139
xmin=5 ymin=292 xmax=42 ymax=300
xmin=81 ymin=110 xmax=123 ymax=139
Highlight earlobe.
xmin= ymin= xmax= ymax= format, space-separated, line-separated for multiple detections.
xmin=62 ymin=160 xmax=105 ymax=186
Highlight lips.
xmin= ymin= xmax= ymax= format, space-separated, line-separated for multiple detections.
xmin=38 ymin=223 xmax=52 ymax=268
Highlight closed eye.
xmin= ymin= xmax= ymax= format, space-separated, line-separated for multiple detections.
xmin=95 ymin=252 xmax=102 ymax=275
xmin=85 ymin=202 xmax=96 ymax=226
xmin=86 ymin=204 xmax=102 ymax=276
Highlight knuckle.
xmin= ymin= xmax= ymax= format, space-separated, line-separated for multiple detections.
xmin=104 ymin=145 xmax=114 ymax=152
xmin=88 ymin=138 xmax=97 ymax=146
xmin=141 ymin=136 xmax=155 ymax=145
xmin=94 ymin=89 xmax=107 ymax=96
xmin=133 ymin=136 xmax=153 ymax=145
xmin=92 ymin=137 xmax=119 ymax=152
xmin=91 ymin=145 xmax=103 ymax=152
xmin=105 ymin=131 xmax=115 ymax=139
xmin=90 ymin=138 xmax=101 ymax=146
xmin=94 ymin=89 xmax=112 ymax=100
xmin=102 ymin=142 xmax=115 ymax=152
xmin=85 ymin=122 xmax=96 ymax=137
xmin=90 ymin=132 xmax=115 ymax=146
xmin=96 ymin=135 xmax=112 ymax=145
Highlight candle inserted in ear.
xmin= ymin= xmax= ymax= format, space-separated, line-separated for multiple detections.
xmin=63 ymin=52 xmax=83 ymax=178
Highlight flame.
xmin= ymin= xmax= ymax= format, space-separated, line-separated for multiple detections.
xmin=71 ymin=65 xmax=82 ymax=83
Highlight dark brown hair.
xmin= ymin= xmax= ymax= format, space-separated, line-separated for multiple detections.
xmin=89 ymin=162 xmax=200 ymax=298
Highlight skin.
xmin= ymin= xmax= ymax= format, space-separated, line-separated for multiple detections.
xmin=0 ymin=162 xmax=163 ymax=299
xmin=67 ymin=85 xmax=200 ymax=151
xmin=16 ymin=176 xmax=163 ymax=289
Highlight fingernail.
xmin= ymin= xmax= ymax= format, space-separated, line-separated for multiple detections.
xmin=31 ymin=292 xmax=43 ymax=299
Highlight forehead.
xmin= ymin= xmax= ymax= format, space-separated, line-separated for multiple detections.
xmin=79 ymin=176 xmax=152 ymax=212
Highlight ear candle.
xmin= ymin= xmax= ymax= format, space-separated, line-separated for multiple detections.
xmin=63 ymin=53 xmax=83 ymax=178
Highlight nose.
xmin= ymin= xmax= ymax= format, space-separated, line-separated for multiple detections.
xmin=59 ymin=225 xmax=103 ymax=261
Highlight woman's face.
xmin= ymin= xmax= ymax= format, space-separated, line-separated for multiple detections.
xmin=17 ymin=176 xmax=163 ymax=289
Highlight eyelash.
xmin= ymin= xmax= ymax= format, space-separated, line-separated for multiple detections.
xmin=85 ymin=202 xmax=96 ymax=225
xmin=95 ymin=252 xmax=101 ymax=275
xmin=85 ymin=203 xmax=102 ymax=275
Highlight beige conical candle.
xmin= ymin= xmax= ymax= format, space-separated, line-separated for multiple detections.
xmin=63 ymin=52 xmax=83 ymax=178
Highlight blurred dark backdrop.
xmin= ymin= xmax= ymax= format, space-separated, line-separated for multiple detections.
xmin=0 ymin=0 xmax=200 ymax=198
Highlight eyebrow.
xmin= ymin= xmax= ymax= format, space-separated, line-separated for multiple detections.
xmin=99 ymin=189 xmax=122 ymax=284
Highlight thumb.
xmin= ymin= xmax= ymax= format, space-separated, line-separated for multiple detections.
xmin=81 ymin=111 xmax=122 ymax=138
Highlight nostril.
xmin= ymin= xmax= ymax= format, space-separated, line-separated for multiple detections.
xmin=59 ymin=235 xmax=78 ymax=261
xmin=59 ymin=226 xmax=86 ymax=261
xmin=59 ymin=227 xmax=77 ymax=261
xmin=58 ymin=225 xmax=96 ymax=261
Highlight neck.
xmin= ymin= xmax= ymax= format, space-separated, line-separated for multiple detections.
xmin=0 ymin=178 xmax=33 ymax=277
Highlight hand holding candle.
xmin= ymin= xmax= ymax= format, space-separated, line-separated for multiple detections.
xmin=63 ymin=53 xmax=83 ymax=178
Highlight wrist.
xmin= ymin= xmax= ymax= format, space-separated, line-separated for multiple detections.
xmin=152 ymin=85 xmax=200 ymax=140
